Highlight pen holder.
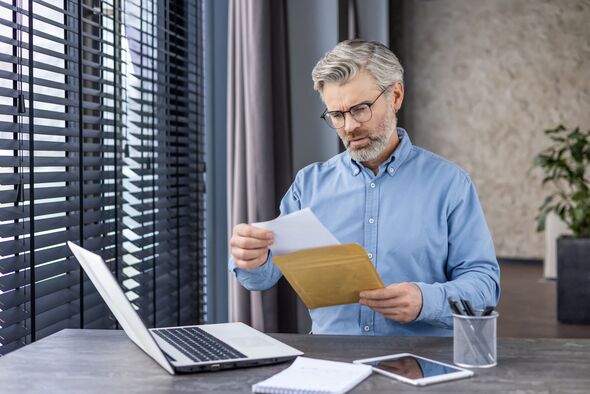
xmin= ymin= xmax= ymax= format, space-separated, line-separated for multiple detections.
xmin=453 ymin=311 xmax=498 ymax=368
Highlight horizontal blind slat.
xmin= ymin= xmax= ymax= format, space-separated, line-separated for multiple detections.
xmin=0 ymin=324 xmax=30 ymax=346
xmin=0 ymin=307 xmax=29 ymax=327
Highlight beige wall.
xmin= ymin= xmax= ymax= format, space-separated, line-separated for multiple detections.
xmin=401 ymin=0 xmax=590 ymax=258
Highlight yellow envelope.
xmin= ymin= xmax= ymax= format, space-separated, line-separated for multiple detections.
xmin=273 ymin=243 xmax=384 ymax=309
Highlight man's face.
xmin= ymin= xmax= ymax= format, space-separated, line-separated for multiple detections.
xmin=321 ymin=70 xmax=398 ymax=163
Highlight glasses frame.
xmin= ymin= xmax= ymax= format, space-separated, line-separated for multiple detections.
xmin=320 ymin=87 xmax=390 ymax=129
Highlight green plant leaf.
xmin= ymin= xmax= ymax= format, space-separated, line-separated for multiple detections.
xmin=545 ymin=125 xmax=566 ymax=135
xmin=574 ymin=206 xmax=585 ymax=222
xmin=540 ymin=195 xmax=554 ymax=208
xmin=572 ymin=190 xmax=588 ymax=202
xmin=534 ymin=125 xmax=590 ymax=237
xmin=536 ymin=210 xmax=548 ymax=232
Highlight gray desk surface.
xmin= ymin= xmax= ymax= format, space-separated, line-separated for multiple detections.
xmin=0 ymin=329 xmax=589 ymax=393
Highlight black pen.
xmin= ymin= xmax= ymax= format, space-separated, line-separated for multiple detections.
xmin=482 ymin=306 xmax=495 ymax=316
xmin=460 ymin=299 xmax=475 ymax=316
xmin=448 ymin=297 xmax=463 ymax=315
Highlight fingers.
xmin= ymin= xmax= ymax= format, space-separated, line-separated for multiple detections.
xmin=230 ymin=223 xmax=274 ymax=270
xmin=231 ymin=246 xmax=269 ymax=261
xmin=360 ymin=297 xmax=403 ymax=309
xmin=370 ymin=307 xmax=416 ymax=324
xmin=373 ymin=308 xmax=415 ymax=323
xmin=359 ymin=293 xmax=416 ymax=310
xmin=233 ymin=223 xmax=273 ymax=241
xmin=360 ymin=286 xmax=401 ymax=300
xmin=364 ymin=299 xmax=413 ymax=311
xmin=359 ymin=283 xmax=423 ymax=323
xmin=363 ymin=304 xmax=416 ymax=324
xmin=360 ymin=282 xmax=417 ymax=300
xmin=231 ymin=246 xmax=269 ymax=269
xmin=233 ymin=253 xmax=269 ymax=270
xmin=230 ymin=224 xmax=273 ymax=252
xmin=231 ymin=235 xmax=271 ymax=250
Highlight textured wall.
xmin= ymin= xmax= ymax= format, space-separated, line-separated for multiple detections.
xmin=401 ymin=0 xmax=590 ymax=258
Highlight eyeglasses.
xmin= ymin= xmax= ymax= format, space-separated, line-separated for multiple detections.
xmin=320 ymin=88 xmax=389 ymax=129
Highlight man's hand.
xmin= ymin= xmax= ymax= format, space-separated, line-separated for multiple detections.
xmin=230 ymin=224 xmax=274 ymax=270
xmin=359 ymin=283 xmax=423 ymax=323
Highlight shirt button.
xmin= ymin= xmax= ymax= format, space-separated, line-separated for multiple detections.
xmin=363 ymin=325 xmax=370 ymax=332
xmin=367 ymin=253 xmax=373 ymax=259
xmin=388 ymin=167 xmax=394 ymax=174
xmin=369 ymin=182 xmax=376 ymax=188
xmin=368 ymin=218 xmax=375 ymax=224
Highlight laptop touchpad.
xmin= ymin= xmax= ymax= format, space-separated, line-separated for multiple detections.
xmin=232 ymin=336 xmax=277 ymax=348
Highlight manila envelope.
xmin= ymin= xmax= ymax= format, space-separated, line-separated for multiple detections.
xmin=273 ymin=243 xmax=384 ymax=309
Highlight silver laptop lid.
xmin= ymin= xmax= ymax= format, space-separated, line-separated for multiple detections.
xmin=68 ymin=241 xmax=175 ymax=374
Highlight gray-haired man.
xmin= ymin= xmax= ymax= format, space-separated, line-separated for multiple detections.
xmin=229 ymin=40 xmax=500 ymax=336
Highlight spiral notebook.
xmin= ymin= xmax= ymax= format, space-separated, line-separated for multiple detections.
xmin=252 ymin=356 xmax=372 ymax=394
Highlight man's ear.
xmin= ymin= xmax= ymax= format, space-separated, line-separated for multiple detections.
xmin=391 ymin=81 xmax=404 ymax=112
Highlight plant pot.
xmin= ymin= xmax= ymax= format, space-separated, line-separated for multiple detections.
xmin=557 ymin=237 xmax=590 ymax=324
xmin=544 ymin=212 xmax=571 ymax=279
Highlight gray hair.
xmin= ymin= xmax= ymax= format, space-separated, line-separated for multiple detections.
xmin=312 ymin=39 xmax=404 ymax=94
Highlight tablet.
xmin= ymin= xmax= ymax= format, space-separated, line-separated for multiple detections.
xmin=353 ymin=353 xmax=474 ymax=386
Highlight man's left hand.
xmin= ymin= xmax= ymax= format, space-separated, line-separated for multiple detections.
xmin=359 ymin=283 xmax=423 ymax=323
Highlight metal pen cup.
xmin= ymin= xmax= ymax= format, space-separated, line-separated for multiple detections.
xmin=453 ymin=311 xmax=498 ymax=368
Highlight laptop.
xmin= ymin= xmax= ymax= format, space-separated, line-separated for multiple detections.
xmin=67 ymin=241 xmax=303 ymax=374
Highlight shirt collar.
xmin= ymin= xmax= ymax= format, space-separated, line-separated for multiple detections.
xmin=346 ymin=127 xmax=413 ymax=177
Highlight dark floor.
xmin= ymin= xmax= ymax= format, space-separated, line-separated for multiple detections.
xmin=497 ymin=261 xmax=590 ymax=338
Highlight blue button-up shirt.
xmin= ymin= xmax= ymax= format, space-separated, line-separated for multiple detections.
xmin=230 ymin=128 xmax=500 ymax=336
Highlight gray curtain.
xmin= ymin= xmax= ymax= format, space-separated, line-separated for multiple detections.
xmin=227 ymin=0 xmax=294 ymax=332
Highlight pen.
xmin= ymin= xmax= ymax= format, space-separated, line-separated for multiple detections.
xmin=448 ymin=297 xmax=463 ymax=315
xmin=460 ymin=299 xmax=475 ymax=316
xmin=482 ymin=306 xmax=495 ymax=316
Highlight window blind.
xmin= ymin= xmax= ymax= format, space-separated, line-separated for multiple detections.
xmin=0 ymin=0 xmax=205 ymax=355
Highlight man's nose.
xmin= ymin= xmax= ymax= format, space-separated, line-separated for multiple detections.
xmin=343 ymin=112 xmax=361 ymax=133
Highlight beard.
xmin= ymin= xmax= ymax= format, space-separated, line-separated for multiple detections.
xmin=343 ymin=106 xmax=396 ymax=163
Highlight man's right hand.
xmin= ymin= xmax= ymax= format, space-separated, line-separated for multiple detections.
xmin=230 ymin=224 xmax=274 ymax=270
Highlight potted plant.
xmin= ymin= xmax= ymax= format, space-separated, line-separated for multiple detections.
xmin=533 ymin=125 xmax=590 ymax=324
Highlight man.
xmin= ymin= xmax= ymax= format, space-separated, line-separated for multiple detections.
xmin=229 ymin=39 xmax=500 ymax=336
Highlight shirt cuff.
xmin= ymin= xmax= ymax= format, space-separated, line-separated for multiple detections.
xmin=413 ymin=282 xmax=444 ymax=323
xmin=229 ymin=251 xmax=276 ymax=290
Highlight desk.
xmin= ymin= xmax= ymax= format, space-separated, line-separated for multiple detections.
xmin=0 ymin=329 xmax=589 ymax=393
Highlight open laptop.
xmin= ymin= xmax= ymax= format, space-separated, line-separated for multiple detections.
xmin=67 ymin=241 xmax=303 ymax=374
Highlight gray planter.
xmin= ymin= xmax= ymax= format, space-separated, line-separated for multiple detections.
xmin=557 ymin=237 xmax=590 ymax=324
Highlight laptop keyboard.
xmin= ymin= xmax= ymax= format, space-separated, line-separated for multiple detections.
xmin=153 ymin=327 xmax=247 ymax=362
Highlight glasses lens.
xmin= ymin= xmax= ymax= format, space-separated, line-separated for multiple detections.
xmin=350 ymin=104 xmax=371 ymax=123
xmin=325 ymin=112 xmax=344 ymax=128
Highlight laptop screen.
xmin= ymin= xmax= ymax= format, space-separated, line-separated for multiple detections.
xmin=68 ymin=241 xmax=175 ymax=374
